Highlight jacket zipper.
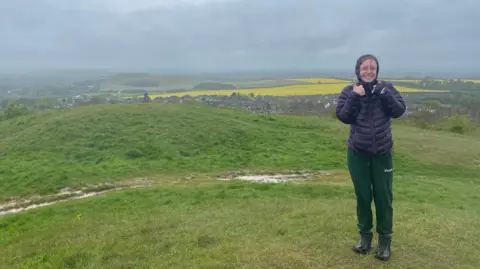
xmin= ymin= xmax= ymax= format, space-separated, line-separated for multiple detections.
xmin=370 ymin=97 xmax=377 ymax=153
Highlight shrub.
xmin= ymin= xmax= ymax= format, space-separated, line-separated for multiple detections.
xmin=436 ymin=114 xmax=477 ymax=134
xmin=4 ymin=102 xmax=30 ymax=120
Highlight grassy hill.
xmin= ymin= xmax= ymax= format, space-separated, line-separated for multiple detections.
xmin=0 ymin=104 xmax=350 ymax=198
xmin=1 ymin=103 xmax=480 ymax=268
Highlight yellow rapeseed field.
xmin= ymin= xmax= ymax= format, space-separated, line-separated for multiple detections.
xmin=290 ymin=77 xmax=480 ymax=84
xmin=288 ymin=78 xmax=349 ymax=84
xmin=462 ymin=79 xmax=480 ymax=83
xmin=150 ymin=83 xmax=447 ymax=98
xmin=392 ymin=78 xmax=480 ymax=84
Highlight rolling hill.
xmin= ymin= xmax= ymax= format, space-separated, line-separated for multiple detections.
xmin=0 ymin=103 xmax=479 ymax=268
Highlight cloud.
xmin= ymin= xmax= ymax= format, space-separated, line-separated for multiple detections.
xmin=0 ymin=0 xmax=479 ymax=73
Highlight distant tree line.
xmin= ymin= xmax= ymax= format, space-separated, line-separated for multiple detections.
xmin=393 ymin=78 xmax=480 ymax=92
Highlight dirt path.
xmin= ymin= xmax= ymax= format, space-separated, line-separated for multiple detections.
xmin=0 ymin=184 xmax=150 ymax=217
xmin=0 ymin=171 xmax=331 ymax=217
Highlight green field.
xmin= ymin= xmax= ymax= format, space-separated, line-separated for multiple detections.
xmin=98 ymin=74 xmax=304 ymax=94
xmin=1 ymin=103 xmax=480 ymax=268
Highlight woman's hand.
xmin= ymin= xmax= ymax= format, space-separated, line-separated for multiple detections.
xmin=353 ymin=82 xmax=365 ymax=96
xmin=373 ymin=80 xmax=388 ymax=96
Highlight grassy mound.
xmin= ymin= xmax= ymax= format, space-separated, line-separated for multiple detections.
xmin=0 ymin=103 xmax=349 ymax=198
xmin=1 ymin=103 xmax=479 ymax=198
xmin=1 ymin=103 xmax=480 ymax=268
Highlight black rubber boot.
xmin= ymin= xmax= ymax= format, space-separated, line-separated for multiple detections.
xmin=352 ymin=231 xmax=373 ymax=254
xmin=375 ymin=234 xmax=391 ymax=261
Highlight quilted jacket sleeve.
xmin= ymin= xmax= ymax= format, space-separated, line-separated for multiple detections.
xmin=336 ymin=85 xmax=362 ymax=124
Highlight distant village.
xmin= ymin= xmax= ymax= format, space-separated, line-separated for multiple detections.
xmin=2 ymin=84 xmax=462 ymax=121
xmin=109 ymin=92 xmax=341 ymax=115
xmin=58 ymin=90 xmax=421 ymax=117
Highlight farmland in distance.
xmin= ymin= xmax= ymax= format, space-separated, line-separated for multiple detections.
xmin=149 ymin=78 xmax=448 ymax=98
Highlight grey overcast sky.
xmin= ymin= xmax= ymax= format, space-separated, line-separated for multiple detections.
xmin=1 ymin=0 xmax=479 ymax=74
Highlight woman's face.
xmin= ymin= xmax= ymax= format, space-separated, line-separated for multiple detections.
xmin=359 ymin=58 xmax=377 ymax=82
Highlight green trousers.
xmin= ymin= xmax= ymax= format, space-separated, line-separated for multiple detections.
xmin=347 ymin=148 xmax=393 ymax=235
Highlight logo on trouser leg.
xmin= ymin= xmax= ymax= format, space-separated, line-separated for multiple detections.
xmin=384 ymin=168 xmax=393 ymax=172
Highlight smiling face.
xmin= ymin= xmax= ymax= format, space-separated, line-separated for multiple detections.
xmin=359 ymin=58 xmax=378 ymax=83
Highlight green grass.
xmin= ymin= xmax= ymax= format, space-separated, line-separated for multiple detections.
xmin=2 ymin=177 xmax=480 ymax=268
xmin=0 ymin=104 xmax=350 ymax=199
xmin=1 ymin=103 xmax=480 ymax=268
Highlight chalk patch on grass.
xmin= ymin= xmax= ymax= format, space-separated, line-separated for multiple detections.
xmin=0 ymin=184 xmax=151 ymax=217
xmin=0 ymin=201 xmax=59 ymax=216
xmin=0 ymin=172 xmax=333 ymax=216
xmin=218 ymin=171 xmax=331 ymax=183
xmin=229 ymin=174 xmax=310 ymax=183
xmin=218 ymin=170 xmax=332 ymax=183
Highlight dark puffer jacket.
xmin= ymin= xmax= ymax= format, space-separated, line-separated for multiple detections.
xmin=336 ymin=81 xmax=406 ymax=155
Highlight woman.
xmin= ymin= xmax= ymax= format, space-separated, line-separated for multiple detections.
xmin=335 ymin=54 xmax=406 ymax=261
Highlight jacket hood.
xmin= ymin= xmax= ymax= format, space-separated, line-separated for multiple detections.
xmin=355 ymin=54 xmax=379 ymax=83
